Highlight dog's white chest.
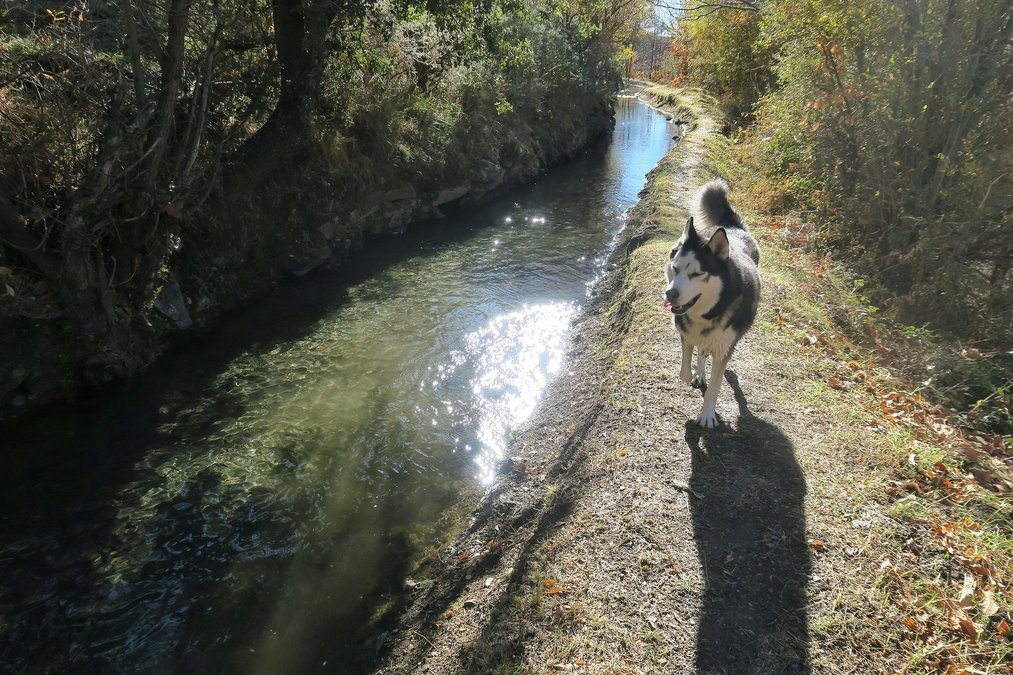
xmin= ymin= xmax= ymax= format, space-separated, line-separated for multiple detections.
xmin=675 ymin=317 xmax=737 ymax=358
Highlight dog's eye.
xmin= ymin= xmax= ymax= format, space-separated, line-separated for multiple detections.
xmin=688 ymin=272 xmax=704 ymax=279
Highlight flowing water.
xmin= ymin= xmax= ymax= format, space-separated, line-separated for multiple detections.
xmin=0 ymin=97 xmax=675 ymax=673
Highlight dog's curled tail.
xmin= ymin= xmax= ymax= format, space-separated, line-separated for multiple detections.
xmin=697 ymin=179 xmax=745 ymax=230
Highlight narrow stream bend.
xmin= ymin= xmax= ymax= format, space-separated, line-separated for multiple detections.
xmin=0 ymin=97 xmax=675 ymax=672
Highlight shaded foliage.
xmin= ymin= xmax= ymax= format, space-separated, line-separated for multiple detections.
xmin=0 ymin=0 xmax=629 ymax=386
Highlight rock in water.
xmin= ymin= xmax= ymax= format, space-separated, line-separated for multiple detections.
xmin=154 ymin=280 xmax=193 ymax=330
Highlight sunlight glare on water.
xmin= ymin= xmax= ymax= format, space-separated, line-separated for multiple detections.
xmin=0 ymin=95 xmax=675 ymax=673
xmin=460 ymin=302 xmax=576 ymax=484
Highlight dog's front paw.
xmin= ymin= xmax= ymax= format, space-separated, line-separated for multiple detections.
xmin=691 ymin=372 xmax=707 ymax=389
xmin=696 ymin=408 xmax=720 ymax=429
xmin=680 ymin=371 xmax=693 ymax=385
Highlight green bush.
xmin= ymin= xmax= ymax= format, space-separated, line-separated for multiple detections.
xmin=0 ymin=0 xmax=626 ymax=382
xmin=675 ymin=0 xmax=1011 ymax=347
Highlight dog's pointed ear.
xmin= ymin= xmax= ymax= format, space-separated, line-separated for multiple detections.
xmin=706 ymin=228 xmax=729 ymax=260
xmin=682 ymin=216 xmax=698 ymax=241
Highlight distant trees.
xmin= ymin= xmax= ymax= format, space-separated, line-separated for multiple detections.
xmin=670 ymin=2 xmax=772 ymax=116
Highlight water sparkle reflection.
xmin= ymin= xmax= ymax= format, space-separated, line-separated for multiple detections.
xmin=0 ymin=96 xmax=676 ymax=672
xmin=457 ymin=302 xmax=575 ymax=484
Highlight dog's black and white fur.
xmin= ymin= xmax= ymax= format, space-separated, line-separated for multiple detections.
xmin=664 ymin=180 xmax=760 ymax=428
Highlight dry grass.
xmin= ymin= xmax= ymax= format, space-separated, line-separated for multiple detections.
xmin=691 ymin=90 xmax=1012 ymax=672
xmin=377 ymin=87 xmax=1010 ymax=675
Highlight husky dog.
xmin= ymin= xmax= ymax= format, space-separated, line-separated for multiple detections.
xmin=664 ymin=180 xmax=760 ymax=428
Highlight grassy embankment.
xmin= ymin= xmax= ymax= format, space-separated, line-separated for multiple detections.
xmin=638 ymin=85 xmax=1009 ymax=671
xmin=379 ymin=86 xmax=1009 ymax=673
xmin=644 ymin=85 xmax=1010 ymax=671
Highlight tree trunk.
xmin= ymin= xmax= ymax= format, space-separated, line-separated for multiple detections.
xmin=233 ymin=0 xmax=340 ymax=166
xmin=0 ymin=191 xmax=60 ymax=280
xmin=121 ymin=0 xmax=193 ymax=307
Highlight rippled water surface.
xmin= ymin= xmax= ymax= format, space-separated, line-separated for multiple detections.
xmin=0 ymin=97 xmax=674 ymax=672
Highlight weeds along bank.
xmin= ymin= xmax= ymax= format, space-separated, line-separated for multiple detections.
xmin=0 ymin=0 xmax=633 ymax=416
xmin=388 ymin=85 xmax=1009 ymax=674
xmin=662 ymin=0 xmax=1011 ymax=434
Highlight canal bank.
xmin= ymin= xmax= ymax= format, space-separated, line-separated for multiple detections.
xmin=376 ymin=87 xmax=1012 ymax=674
xmin=373 ymin=87 xmax=711 ymax=674
xmin=0 ymin=85 xmax=616 ymax=423
xmin=0 ymin=97 xmax=677 ymax=672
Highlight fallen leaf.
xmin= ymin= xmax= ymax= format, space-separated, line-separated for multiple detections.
xmin=996 ymin=619 xmax=1010 ymax=636
xmin=808 ymin=539 xmax=825 ymax=550
xmin=827 ymin=377 xmax=846 ymax=390
xmin=957 ymin=574 xmax=976 ymax=607
xmin=979 ymin=591 xmax=998 ymax=617
xmin=544 ymin=579 xmax=556 ymax=589
xmin=5 ymin=283 xmax=14 ymax=297
xmin=958 ymin=445 xmax=984 ymax=462
xmin=969 ymin=467 xmax=1008 ymax=492
xmin=546 ymin=588 xmax=566 ymax=596
xmin=958 ymin=618 xmax=978 ymax=642
xmin=443 ymin=610 xmax=453 ymax=619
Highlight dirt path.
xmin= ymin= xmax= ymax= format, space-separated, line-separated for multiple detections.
xmin=375 ymin=90 xmax=1008 ymax=674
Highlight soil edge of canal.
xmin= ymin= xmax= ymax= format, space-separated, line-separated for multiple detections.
xmin=371 ymin=90 xmax=709 ymax=673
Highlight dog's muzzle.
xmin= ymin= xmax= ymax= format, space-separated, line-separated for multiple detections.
xmin=668 ymin=293 xmax=701 ymax=315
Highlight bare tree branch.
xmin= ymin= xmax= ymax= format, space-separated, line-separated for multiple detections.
xmin=653 ymin=0 xmax=761 ymax=18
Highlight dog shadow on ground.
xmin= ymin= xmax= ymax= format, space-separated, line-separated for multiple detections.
xmin=685 ymin=369 xmax=811 ymax=673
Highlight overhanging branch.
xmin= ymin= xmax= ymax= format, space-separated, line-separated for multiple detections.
xmin=654 ymin=0 xmax=761 ymax=18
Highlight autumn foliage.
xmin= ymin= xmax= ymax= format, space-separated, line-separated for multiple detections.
xmin=674 ymin=0 xmax=1011 ymax=350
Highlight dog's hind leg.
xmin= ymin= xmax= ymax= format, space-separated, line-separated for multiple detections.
xmin=679 ymin=338 xmax=694 ymax=385
xmin=691 ymin=352 xmax=708 ymax=389
xmin=696 ymin=353 xmax=729 ymax=429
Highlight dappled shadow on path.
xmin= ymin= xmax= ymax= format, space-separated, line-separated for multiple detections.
xmin=686 ymin=369 xmax=810 ymax=673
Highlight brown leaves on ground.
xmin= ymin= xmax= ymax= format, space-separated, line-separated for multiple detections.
xmin=759 ymin=247 xmax=1011 ymax=671
xmin=543 ymin=578 xmax=566 ymax=596
xmin=774 ymin=254 xmax=1010 ymax=496
xmin=930 ymin=522 xmax=998 ymax=582
xmin=888 ymin=518 xmax=1010 ymax=663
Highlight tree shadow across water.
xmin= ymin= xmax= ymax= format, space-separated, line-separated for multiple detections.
xmin=685 ymin=369 xmax=811 ymax=673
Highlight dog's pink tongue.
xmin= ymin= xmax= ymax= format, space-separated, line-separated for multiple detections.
xmin=663 ymin=299 xmax=671 ymax=308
